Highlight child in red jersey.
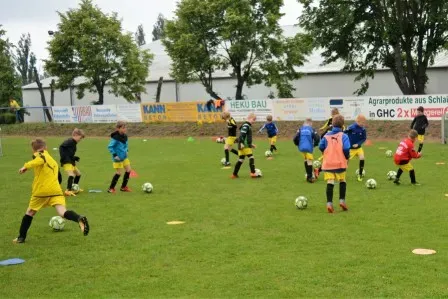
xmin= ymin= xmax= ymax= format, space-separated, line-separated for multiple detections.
xmin=393 ymin=129 xmax=422 ymax=185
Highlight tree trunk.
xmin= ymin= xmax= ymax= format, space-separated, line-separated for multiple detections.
xmin=34 ymin=68 xmax=52 ymax=122
xmin=235 ymin=79 xmax=244 ymax=100
xmin=205 ymin=85 xmax=221 ymax=100
xmin=96 ymin=82 xmax=105 ymax=105
xmin=155 ymin=77 xmax=163 ymax=103
xmin=50 ymin=79 xmax=55 ymax=106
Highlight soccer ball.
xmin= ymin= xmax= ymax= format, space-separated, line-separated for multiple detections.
xmin=216 ymin=137 xmax=223 ymax=143
xmin=313 ymin=160 xmax=321 ymax=169
xmin=355 ymin=169 xmax=366 ymax=177
xmin=142 ymin=182 xmax=153 ymax=193
xmin=254 ymin=169 xmax=262 ymax=177
xmin=221 ymin=158 xmax=227 ymax=165
xmin=385 ymin=150 xmax=393 ymax=157
xmin=49 ymin=216 xmax=66 ymax=231
xmin=295 ymin=196 xmax=308 ymax=210
xmin=265 ymin=151 xmax=273 ymax=157
xmin=71 ymin=184 xmax=80 ymax=194
xmin=365 ymin=178 xmax=377 ymax=189
xmin=387 ymin=171 xmax=397 ymax=180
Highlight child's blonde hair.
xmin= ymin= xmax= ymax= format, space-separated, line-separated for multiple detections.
xmin=221 ymin=112 xmax=230 ymax=120
xmin=356 ymin=114 xmax=366 ymax=123
xmin=409 ymin=129 xmax=418 ymax=139
xmin=116 ymin=121 xmax=127 ymax=129
xmin=247 ymin=113 xmax=257 ymax=121
xmin=31 ymin=138 xmax=46 ymax=151
xmin=266 ymin=115 xmax=273 ymax=122
xmin=72 ymin=128 xmax=85 ymax=138
xmin=331 ymin=108 xmax=339 ymax=116
xmin=304 ymin=118 xmax=312 ymax=125
xmin=332 ymin=114 xmax=345 ymax=128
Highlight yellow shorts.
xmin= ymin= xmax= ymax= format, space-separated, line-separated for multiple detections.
xmin=29 ymin=195 xmax=66 ymax=211
xmin=418 ymin=135 xmax=425 ymax=143
xmin=113 ymin=158 xmax=131 ymax=169
xmin=62 ymin=164 xmax=79 ymax=172
xmin=238 ymin=148 xmax=253 ymax=156
xmin=324 ymin=172 xmax=346 ymax=182
xmin=349 ymin=148 xmax=365 ymax=159
xmin=301 ymin=152 xmax=314 ymax=160
xmin=269 ymin=136 xmax=277 ymax=145
xmin=398 ymin=163 xmax=414 ymax=172
xmin=226 ymin=136 xmax=237 ymax=146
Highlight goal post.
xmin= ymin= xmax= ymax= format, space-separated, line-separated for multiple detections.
xmin=442 ymin=112 xmax=448 ymax=144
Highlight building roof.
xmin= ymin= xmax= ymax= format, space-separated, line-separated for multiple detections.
xmin=23 ymin=25 xmax=448 ymax=89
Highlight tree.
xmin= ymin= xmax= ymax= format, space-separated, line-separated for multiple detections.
xmin=299 ymin=0 xmax=448 ymax=95
xmin=45 ymin=0 xmax=153 ymax=105
xmin=163 ymin=0 xmax=312 ymax=100
xmin=135 ymin=24 xmax=146 ymax=46
xmin=16 ymin=33 xmax=37 ymax=85
xmin=152 ymin=13 xmax=165 ymax=41
xmin=33 ymin=67 xmax=52 ymax=122
xmin=0 ymin=26 xmax=22 ymax=106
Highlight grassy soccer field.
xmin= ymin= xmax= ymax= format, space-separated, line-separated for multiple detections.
xmin=1 ymin=136 xmax=448 ymax=298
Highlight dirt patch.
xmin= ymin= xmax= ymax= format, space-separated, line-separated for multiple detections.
xmin=0 ymin=120 xmax=442 ymax=141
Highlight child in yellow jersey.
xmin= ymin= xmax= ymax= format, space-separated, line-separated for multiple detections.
xmin=13 ymin=139 xmax=89 ymax=243
xmin=221 ymin=112 xmax=239 ymax=167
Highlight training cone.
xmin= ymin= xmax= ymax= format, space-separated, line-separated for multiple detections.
xmin=187 ymin=137 xmax=195 ymax=142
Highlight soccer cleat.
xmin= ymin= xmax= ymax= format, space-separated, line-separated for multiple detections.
xmin=393 ymin=180 xmax=401 ymax=185
xmin=64 ymin=190 xmax=77 ymax=197
xmin=78 ymin=216 xmax=90 ymax=236
xmin=306 ymin=178 xmax=316 ymax=184
xmin=327 ymin=203 xmax=334 ymax=213
xmin=224 ymin=162 xmax=231 ymax=167
xmin=120 ymin=186 xmax=132 ymax=192
xmin=250 ymin=173 xmax=261 ymax=179
xmin=357 ymin=175 xmax=363 ymax=182
xmin=411 ymin=182 xmax=421 ymax=186
xmin=107 ymin=188 xmax=116 ymax=193
xmin=13 ymin=237 xmax=25 ymax=244
xmin=230 ymin=174 xmax=239 ymax=179
xmin=339 ymin=200 xmax=348 ymax=211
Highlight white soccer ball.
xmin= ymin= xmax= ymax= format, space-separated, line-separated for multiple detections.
xmin=216 ymin=137 xmax=223 ymax=143
xmin=221 ymin=158 xmax=227 ymax=165
xmin=255 ymin=169 xmax=262 ymax=177
xmin=313 ymin=160 xmax=321 ymax=169
xmin=365 ymin=178 xmax=377 ymax=189
xmin=385 ymin=150 xmax=393 ymax=157
xmin=142 ymin=182 xmax=153 ymax=193
xmin=387 ymin=171 xmax=397 ymax=180
xmin=71 ymin=184 xmax=80 ymax=194
xmin=295 ymin=196 xmax=308 ymax=210
xmin=265 ymin=150 xmax=273 ymax=157
xmin=49 ymin=216 xmax=66 ymax=231
xmin=356 ymin=169 xmax=366 ymax=177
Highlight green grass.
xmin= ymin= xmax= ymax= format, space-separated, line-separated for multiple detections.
xmin=1 ymin=137 xmax=448 ymax=298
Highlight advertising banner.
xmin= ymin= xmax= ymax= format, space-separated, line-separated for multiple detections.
xmin=91 ymin=105 xmax=117 ymax=123
xmin=72 ymin=106 xmax=93 ymax=123
xmin=52 ymin=106 xmax=76 ymax=123
xmin=117 ymin=104 xmax=142 ymax=123
xmin=225 ymin=99 xmax=273 ymax=121
xmin=273 ymin=98 xmax=307 ymax=121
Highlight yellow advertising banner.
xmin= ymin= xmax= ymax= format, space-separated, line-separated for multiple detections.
xmin=141 ymin=101 xmax=224 ymax=123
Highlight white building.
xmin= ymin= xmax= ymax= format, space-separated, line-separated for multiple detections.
xmin=22 ymin=25 xmax=448 ymax=122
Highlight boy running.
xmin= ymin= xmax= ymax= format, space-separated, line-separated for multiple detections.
xmin=108 ymin=121 xmax=133 ymax=193
xmin=232 ymin=113 xmax=260 ymax=178
xmin=59 ymin=128 xmax=85 ymax=196
xmin=293 ymin=118 xmax=320 ymax=183
xmin=14 ymin=138 xmax=89 ymax=243
xmin=393 ymin=129 xmax=422 ymax=185
xmin=319 ymin=115 xmax=351 ymax=213
xmin=410 ymin=106 xmax=429 ymax=153
xmin=344 ymin=114 xmax=367 ymax=182
xmin=258 ymin=115 xmax=279 ymax=153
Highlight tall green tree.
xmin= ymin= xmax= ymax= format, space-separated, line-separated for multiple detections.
xmin=45 ymin=0 xmax=153 ymax=104
xmin=16 ymin=33 xmax=36 ymax=85
xmin=152 ymin=14 xmax=166 ymax=42
xmin=0 ymin=26 xmax=22 ymax=105
xmin=164 ymin=0 xmax=312 ymax=100
xmin=135 ymin=24 xmax=146 ymax=46
xmin=299 ymin=0 xmax=448 ymax=95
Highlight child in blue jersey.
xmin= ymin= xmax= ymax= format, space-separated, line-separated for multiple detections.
xmin=293 ymin=118 xmax=320 ymax=183
xmin=344 ymin=114 xmax=367 ymax=182
xmin=258 ymin=115 xmax=279 ymax=153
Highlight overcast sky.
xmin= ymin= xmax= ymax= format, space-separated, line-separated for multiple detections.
xmin=0 ymin=0 xmax=303 ymax=71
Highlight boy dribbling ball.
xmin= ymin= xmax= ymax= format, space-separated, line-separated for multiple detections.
xmin=293 ymin=118 xmax=320 ymax=183
xmin=344 ymin=114 xmax=367 ymax=182
xmin=410 ymin=106 xmax=429 ymax=153
xmin=231 ymin=113 xmax=260 ymax=179
xmin=393 ymin=129 xmax=422 ymax=185
xmin=319 ymin=115 xmax=351 ymax=213
xmin=14 ymin=138 xmax=89 ymax=243
xmin=59 ymin=128 xmax=85 ymax=196
xmin=221 ymin=112 xmax=239 ymax=167
xmin=258 ymin=115 xmax=279 ymax=154
xmin=107 ymin=121 xmax=133 ymax=193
